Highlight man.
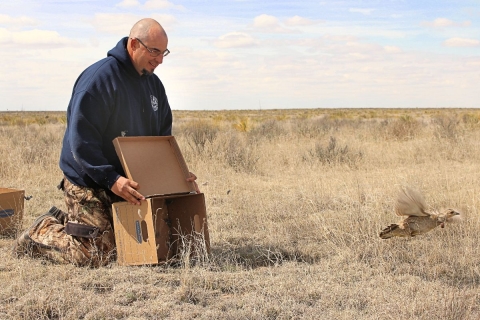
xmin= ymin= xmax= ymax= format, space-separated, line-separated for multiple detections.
xmin=13 ymin=18 xmax=197 ymax=267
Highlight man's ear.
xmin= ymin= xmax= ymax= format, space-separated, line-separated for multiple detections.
xmin=128 ymin=38 xmax=137 ymax=51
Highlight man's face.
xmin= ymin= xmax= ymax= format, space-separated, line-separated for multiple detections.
xmin=131 ymin=37 xmax=168 ymax=76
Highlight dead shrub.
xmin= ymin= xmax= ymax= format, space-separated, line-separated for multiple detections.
xmin=308 ymin=136 xmax=363 ymax=168
xmin=214 ymin=132 xmax=259 ymax=173
xmin=433 ymin=114 xmax=460 ymax=141
xmin=181 ymin=120 xmax=220 ymax=154
xmin=295 ymin=117 xmax=333 ymax=138
xmin=462 ymin=113 xmax=480 ymax=129
xmin=248 ymin=119 xmax=287 ymax=141
xmin=234 ymin=117 xmax=250 ymax=132
xmin=382 ymin=115 xmax=422 ymax=140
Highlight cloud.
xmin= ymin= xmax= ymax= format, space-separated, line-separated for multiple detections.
xmin=91 ymin=14 xmax=142 ymax=35
xmin=349 ymin=8 xmax=375 ymax=15
xmin=0 ymin=28 xmax=76 ymax=47
xmin=384 ymin=45 xmax=402 ymax=54
xmin=252 ymin=14 xmax=293 ymax=33
xmin=421 ymin=18 xmax=471 ymax=28
xmin=214 ymin=32 xmax=257 ymax=48
xmin=144 ymin=0 xmax=181 ymax=9
xmin=90 ymin=13 xmax=176 ymax=35
xmin=323 ymin=34 xmax=358 ymax=42
xmin=443 ymin=37 xmax=480 ymax=47
xmin=116 ymin=0 xmax=140 ymax=8
xmin=116 ymin=0 xmax=184 ymax=10
xmin=253 ymin=14 xmax=279 ymax=29
xmin=284 ymin=15 xmax=323 ymax=26
xmin=0 ymin=14 xmax=39 ymax=30
xmin=168 ymin=35 xmax=480 ymax=108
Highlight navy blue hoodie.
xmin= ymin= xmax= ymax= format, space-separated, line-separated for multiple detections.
xmin=59 ymin=37 xmax=172 ymax=191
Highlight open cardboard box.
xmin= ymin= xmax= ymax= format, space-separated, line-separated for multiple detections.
xmin=0 ymin=188 xmax=24 ymax=236
xmin=111 ymin=136 xmax=210 ymax=266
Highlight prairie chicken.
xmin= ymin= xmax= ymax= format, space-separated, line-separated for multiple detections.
xmin=379 ymin=187 xmax=460 ymax=239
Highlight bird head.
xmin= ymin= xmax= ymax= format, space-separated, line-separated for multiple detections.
xmin=437 ymin=209 xmax=461 ymax=227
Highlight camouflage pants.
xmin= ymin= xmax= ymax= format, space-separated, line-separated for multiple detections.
xmin=28 ymin=178 xmax=121 ymax=267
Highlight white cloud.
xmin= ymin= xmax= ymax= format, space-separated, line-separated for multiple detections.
xmin=90 ymin=13 xmax=176 ymax=35
xmin=144 ymin=0 xmax=177 ymax=9
xmin=214 ymin=32 xmax=257 ymax=48
xmin=166 ymin=37 xmax=480 ymax=109
xmin=0 ymin=14 xmax=39 ymax=30
xmin=91 ymin=14 xmax=141 ymax=35
xmin=443 ymin=37 xmax=480 ymax=47
xmin=421 ymin=18 xmax=471 ymax=28
xmin=16 ymin=30 xmax=66 ymax=45
xmin=253 ymin=14 xmax=279 ymax=29
xmin=323 ymin=34 xmax=358 ymax=42
xmin=384 ymin=45 xmax=402 ymax=54
xmin=349 ymin=8 xmax=375 ymax=15
xmin=116 ymin=0 xmax=184 ymax=10
xmin=252 ymin=14 xmax=293 ymax=33
xmin=116 ymin=0 xmax=141 ymax=8
xmin=0 ymin=28 xmax=76 ymax=47
xmin=284 ymin=15 xmax=322 ymax=27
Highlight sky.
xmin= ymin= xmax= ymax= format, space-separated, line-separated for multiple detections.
xmin=1 ymin=0 xmax=480 ymax=111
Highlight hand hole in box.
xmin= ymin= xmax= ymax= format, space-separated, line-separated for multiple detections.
xmin=141 ymin=220 xmax=148 ymax=242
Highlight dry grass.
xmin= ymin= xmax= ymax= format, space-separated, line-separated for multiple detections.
xmin=1 ymin=108 xmax=480 ymax=319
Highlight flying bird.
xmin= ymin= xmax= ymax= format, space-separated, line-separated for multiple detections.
xmin=379 ymin=187 xmax=460 ymax=239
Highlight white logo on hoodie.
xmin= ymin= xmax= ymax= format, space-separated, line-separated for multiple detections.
xmin=150 ymin=95 xmax=158 ymax=112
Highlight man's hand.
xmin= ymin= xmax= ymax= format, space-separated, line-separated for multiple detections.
xmin=187 ymin=172 xmax=201 ymax=194
xmin=111 ymin=176 xmax=145 ymax=205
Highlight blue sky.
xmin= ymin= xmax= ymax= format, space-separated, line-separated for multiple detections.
xmin=1 ymin=0 xmax=479 ymax=111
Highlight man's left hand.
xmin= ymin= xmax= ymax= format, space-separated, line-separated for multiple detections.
xmin=187 ymin=172 xmax=201 ymax=194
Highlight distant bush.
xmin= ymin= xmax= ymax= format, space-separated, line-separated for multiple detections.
xmin=234 ymin=118 xmax=250 ymax=132
xmin=462 ymin=113 xmax=480 ymax=129
xmin=433 ymin=115 xmax=460 ymax=140
xmin=180 ymin=120 xmax=220 ymax=154
xmin=215 ymin=132 xmax=259 ymax=173
xmin=295 ymin=117 xmax=334 ymax=138
xmin=248 ymin=119 xmax=287 ymax=141
xmin=381 ymin=115 xmax=422 ymax=140
xmin=308 ymin=136 xmax=363 ymax=168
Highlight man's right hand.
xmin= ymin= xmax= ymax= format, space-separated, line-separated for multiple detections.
xmin=111 ymin=176 xmax=145 ymax=205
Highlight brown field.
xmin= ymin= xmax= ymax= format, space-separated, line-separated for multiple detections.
xmin=1 ymin=108 xmax=480 ymax=319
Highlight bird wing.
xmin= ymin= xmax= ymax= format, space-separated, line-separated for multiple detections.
xmin=395 ymin=187 xmax=430 ymax=217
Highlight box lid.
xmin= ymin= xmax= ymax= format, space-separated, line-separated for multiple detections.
xmin=113 ymin=136 xmax=196 ymax=197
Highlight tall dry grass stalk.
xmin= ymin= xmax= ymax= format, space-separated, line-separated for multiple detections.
xmin=1 ymin=109 xmax=480 ymax=319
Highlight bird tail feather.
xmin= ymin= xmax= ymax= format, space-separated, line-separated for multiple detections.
xmin=379 ymin=224 xmax=409 ymax=239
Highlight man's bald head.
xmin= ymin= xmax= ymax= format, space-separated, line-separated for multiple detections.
xmin=129 ymin=18 xmax=167 ymax=42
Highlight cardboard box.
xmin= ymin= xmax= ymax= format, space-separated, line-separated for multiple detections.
xmin=0 ymin=188 xmax=24 ymax=236
xmin=111 ymin=136 xmax=210 ymax=266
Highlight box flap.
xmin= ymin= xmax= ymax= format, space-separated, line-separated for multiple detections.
xmin=113 ymin=136 xmax=196 ymax=197
xmin=0 ymin=188 xmax=24 ymax=235
xmin=112 ymin=201 xmax=159 ymax=265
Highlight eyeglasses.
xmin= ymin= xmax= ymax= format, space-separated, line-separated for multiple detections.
xmin=134 ymin=38 xmax=170 ymax=57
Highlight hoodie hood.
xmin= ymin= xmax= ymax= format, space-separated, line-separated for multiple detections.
xmin=107 ymin=37 xmax=140 ymax=79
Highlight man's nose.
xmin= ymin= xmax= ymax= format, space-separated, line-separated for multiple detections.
xmin=154 ymin=55 xmax=164 ymax=64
